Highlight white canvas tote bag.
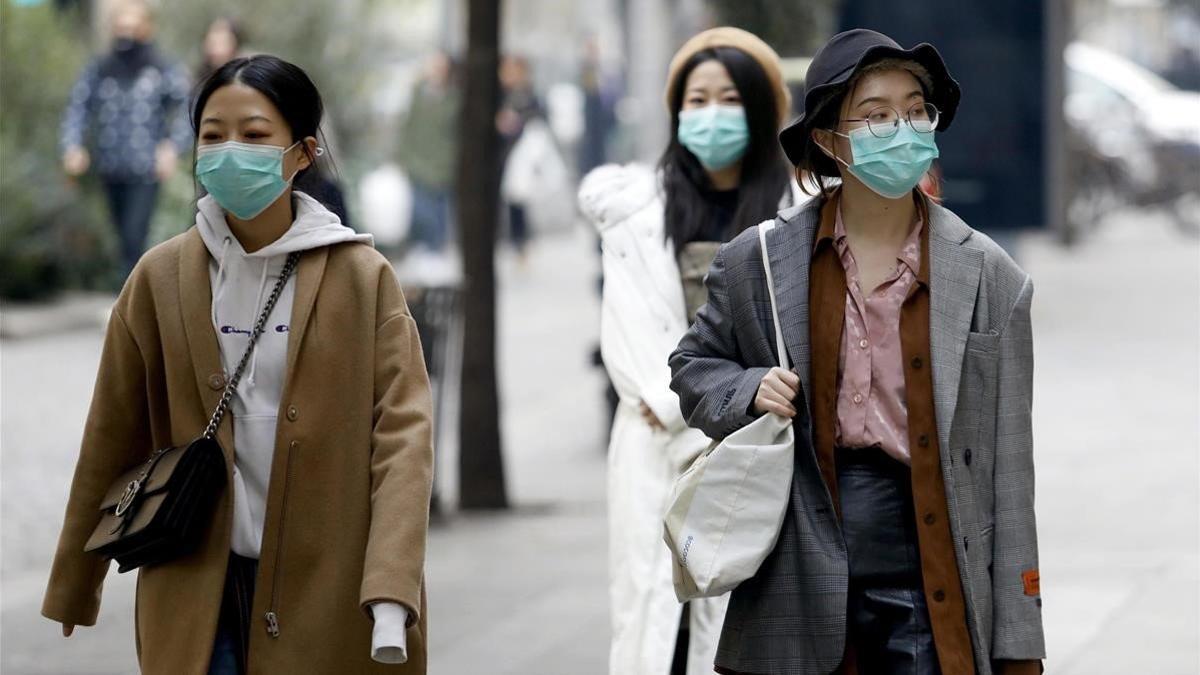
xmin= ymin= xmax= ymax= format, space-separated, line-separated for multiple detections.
xmin=663 ymin=220 xmax=796 ymax=601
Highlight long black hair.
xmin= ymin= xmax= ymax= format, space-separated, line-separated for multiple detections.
xmin=190 ymin=54 xmax=335 ymax=200
xmin=658 ymin=47 xmax=790 ymax=253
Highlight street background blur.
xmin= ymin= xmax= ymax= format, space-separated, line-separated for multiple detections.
xmin=2 ymin=0 xmax=1198 ymax=673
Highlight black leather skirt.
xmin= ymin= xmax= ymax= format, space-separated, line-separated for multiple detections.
xmin=837 ymin=447 xmax=940 ymax=675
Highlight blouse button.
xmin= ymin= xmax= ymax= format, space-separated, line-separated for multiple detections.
xmin=859 ymin=339 xmax=868 ymax=349
xmin=924 ymin=513 xmax=936 ymax=525
xmin=918 ymin=434 xmax=930 ymax=448
xmin=911 ymin=357 xmax=923 ymax=369
xmin=286 ymin=406 xmax=299 ymax=421
xmin=933 ymin=589 xmax=946 ymax=602
xmin=852 ymin=393 xmax=863 ymax=404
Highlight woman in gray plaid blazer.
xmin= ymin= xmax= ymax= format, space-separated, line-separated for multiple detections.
xmin=669 ymin=30 xmax=1045 ymax=675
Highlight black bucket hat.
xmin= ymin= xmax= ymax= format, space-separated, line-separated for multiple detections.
xmin=779 ymin=28 xmax=961 ymax=176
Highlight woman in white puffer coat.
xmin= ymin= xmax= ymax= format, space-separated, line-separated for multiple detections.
xmin=578 ymin=28 xmax=804 ymax=675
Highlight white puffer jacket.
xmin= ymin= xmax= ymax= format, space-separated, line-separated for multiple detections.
xmin=579 ymin=163 xmax=727 ymax=675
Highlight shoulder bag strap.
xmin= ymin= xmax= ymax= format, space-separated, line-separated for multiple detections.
xmin=757 ymin=221 xmax=790 ymax=371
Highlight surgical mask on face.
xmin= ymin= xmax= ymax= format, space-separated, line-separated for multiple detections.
xmin=196 ymin=140 xmax=304 ymax=220
xmin=677 ymin=104 xmax=750 ymax=171
xmin=823 ymin=122 xmax=939 ymax=199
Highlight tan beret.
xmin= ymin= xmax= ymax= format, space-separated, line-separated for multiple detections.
xmin=664 ymin=26 xmax=791 ymax=126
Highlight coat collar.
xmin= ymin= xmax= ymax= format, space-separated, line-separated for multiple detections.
xmin=926 ymin=201 xmax=982 ymax=453
xmin=179 ymin=228 xmax=236 ymax=461
xmin=178 ymin=227 xmax=330 ymax=459
xmin=766 ymin=199 xmax=819 ymax=399
xmin=283 ymin=244 xmax=328 ymax=381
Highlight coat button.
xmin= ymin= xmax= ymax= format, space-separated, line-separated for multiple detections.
xmin=918 ymin=434 xmax=929 ymax=448
xmin=911 ymin=356 xmax=923 ymax=369
xmin=208 ymin=373 xmax=226 ymax=390
xmin=964 ymin=448 xmax=973 ymax=465
xmin=933 ymin=589 xmax=946 ymax=602
xmin=286 ymin=406 xmax=299 ymax=421
xmin=924 ymin=513 xmax=936 ymax=525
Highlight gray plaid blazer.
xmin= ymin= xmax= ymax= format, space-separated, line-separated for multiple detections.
xmin=669 ymin=198 xmax=1046 ymax=674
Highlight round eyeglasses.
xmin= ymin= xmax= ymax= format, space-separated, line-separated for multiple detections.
xmin=843 ymin=102 xmax=940 ymax=138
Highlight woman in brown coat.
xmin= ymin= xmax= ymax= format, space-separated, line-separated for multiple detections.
xmin=41 ymin=55 xmax=434 ymax=674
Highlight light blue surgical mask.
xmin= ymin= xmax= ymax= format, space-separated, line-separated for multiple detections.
xmin=828 ymin=122 xmax=939 ymax=199
xmin=677 ymin=105 xmax=749 ymax=171
xmin=196 ymin=140 xmax=304 ymax=220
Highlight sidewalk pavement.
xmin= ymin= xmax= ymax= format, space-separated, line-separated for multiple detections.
xmin=2 ymin=212 xmax=1198 ymax=674
xmin=0 ymin=293 xmax=115 ymax=340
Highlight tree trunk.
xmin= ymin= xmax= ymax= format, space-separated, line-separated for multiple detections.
xmin=456 ymin=0 xmax=508 ymax=510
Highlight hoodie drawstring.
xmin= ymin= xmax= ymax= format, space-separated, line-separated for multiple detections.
xmin=210 ymin=237 xmax=233 ymax=331
xmin=246 ymin=260 xmax=271 ymax=387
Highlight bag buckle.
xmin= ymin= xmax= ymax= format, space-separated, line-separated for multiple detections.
xmin=114 ymin=479 xmax=143 ymax=518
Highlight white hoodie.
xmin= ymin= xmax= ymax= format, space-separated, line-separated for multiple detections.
xmin=197 ymin=191 xmax=409 ymax=664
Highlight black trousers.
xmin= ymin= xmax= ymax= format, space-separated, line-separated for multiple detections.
xmin=100 ymin=179 xmax=159 ymax=278
xmin=837 ymin=447 xmax=940 ymax=675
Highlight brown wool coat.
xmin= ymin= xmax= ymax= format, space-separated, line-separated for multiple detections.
xmin=42 ymin=227 xmax=434 ymax=674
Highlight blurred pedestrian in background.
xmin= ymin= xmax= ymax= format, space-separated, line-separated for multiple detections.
xmin=195 ymin=16 xmax=244 ymax=84
xmin=59 ymin=0 xmax=191 ymax=280
xmin=42 ymin=55 xmax=433 ymax=674
xmin=671 ymin=28 xmax=1044 ymax=675
xmin=398 ymin=50 xmax=460 ymax=252
xmin=496 ymin=54 xmax=544 ymax=260
xmin=578 ymin=27 xmax=799 ymax=675
xmin=578 ymin=36 xmax=618 ymax=177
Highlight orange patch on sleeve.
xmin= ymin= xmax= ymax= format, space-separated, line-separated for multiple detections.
xmin=1022 ymin=569 xmax=1040 ymax=596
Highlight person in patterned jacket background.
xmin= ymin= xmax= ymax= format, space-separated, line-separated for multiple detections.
xmin=60 ymin=0 xmax=192 ymax=279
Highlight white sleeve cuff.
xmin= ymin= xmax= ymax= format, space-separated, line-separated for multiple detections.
xmin=369 ymin=602 xmax=409 ymax=664
xmin=642 ymin=387 xmax=687 ymax=434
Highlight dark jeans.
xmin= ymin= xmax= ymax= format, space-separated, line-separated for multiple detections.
xmin=838 ymin=447 xmax=940 ymax=675
xmin=409 ymin=181 xmax=452 ymax=251
xmin=101 ymin=179 xmax=159 ymax=278
xmin=207 ymin=554 xmax=258 ymax=675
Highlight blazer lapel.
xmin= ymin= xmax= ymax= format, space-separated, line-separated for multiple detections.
xmin=178 ymin=229 xmax=236 ymax=459
xmin=928 ymin=208 xmax=983 ymax=454
xmin=766 ymin=204 xmax=818 ymax=399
